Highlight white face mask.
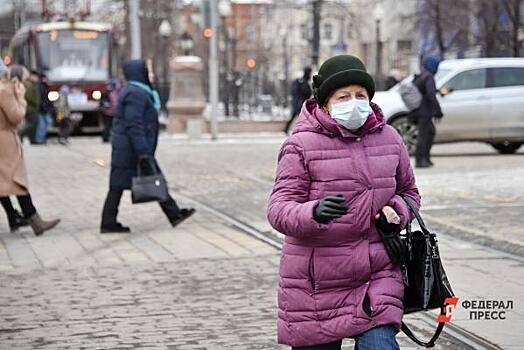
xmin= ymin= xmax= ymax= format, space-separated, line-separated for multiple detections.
xmin=330 ymin=99 xmax=373 ymax=130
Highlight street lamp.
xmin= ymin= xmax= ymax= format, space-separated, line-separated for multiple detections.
xmin=218 ymin=0 xmax=231 ymax=17
xmin=158 ymin=19 xmax=172 ymax=109
xmin=218 ymin=0 xmax=232 ymax=116
xmin=159 ymin=19 xmax=172 ymax=36
xmin=180 ymin=32 xmax=194 ymax=56
xmin=373 ymin=3 xmax=385 ymax=89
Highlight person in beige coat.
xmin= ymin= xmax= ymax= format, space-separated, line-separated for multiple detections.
xmin=0 ymin=62 xmax=60 ymax=235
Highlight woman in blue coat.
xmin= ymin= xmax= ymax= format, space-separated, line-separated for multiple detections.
xmin=100 ymin=60 xmax=195 ymax=233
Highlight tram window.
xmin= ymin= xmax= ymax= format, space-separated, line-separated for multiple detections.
xmin=36 ymin=30 xmax=109 ymax=81
xmin=13 ymin=45 xmax=24 ymax=65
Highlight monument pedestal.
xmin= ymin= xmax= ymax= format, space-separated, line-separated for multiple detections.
xmin=166 ymin=56 xmax=206 ymax=136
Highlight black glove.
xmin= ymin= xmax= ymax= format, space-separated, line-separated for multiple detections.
xmin=375 ymin=210 xmax=407 ymax=265
xmin=313 ymin=194 xmax=348 ymax=224
xmin=434 ymin=110 xmax=444 ymax=119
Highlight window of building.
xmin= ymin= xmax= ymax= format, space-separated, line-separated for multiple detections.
xmin=324 ymin=23 xmax=333 ymax=41
xmin=347 ymin=21 xmax=353 ymax=38
xmin=301 ymin=23 xmax=309 ymax=41
xmin=397 ymin=40 xmax=411 ymax=51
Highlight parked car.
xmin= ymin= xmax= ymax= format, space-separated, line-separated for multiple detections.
xmin=373 ymin=58 xmax=524 ymax=154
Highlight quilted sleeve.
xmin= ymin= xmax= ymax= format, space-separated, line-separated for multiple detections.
xmin=388 ymin=133 xmax=421 ymax=229
xmin=267 ymin=140 xmax=332 ymax=238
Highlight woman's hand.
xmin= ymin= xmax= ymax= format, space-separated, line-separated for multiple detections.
xmin=313 ymin=194 xmax=348 ymax=224
xmin=374 ymin=205 xmax=400 ymax=224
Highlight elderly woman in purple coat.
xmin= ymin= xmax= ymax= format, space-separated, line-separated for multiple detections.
xmin=267 ymin=55 xmax=421 ymax=349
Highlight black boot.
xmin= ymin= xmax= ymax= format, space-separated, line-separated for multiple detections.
xmin=415 ymin=159 xmax=433 ymax=168
xmin=169 ymin=208 xmax=196 ymax=228
xmin=8 ymin=210 xmax=28 ymax=232
xmin=100 ymin=222 xmax=131 ymax=234
xmin=159 ymin=195 xmax=196 ymax=228
xmin=1 ymin=197 xmax=28 ymax=232
xmin=100 ymin=189 xmax=130 ymax=233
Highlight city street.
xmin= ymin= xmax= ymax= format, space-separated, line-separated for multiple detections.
xmin=2 ymin=0 xmax=524 ymax=348
xmin=0 ymin=134 xmax=523 ymax=349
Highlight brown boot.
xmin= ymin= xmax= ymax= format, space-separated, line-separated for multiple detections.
xmin=28 ymin=214 xmax=60 ymax=236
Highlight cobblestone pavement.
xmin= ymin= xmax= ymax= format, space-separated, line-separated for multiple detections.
xmin=1 ymin=135 xmax=522 ymax=349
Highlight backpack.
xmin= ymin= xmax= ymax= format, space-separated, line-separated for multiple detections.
xmin=399 ymin=75 xmax=423 ymax=111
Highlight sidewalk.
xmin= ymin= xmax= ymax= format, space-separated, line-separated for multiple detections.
xmin=0 ymin=137 xmax=522 ymax=349
xmin=0 ymin=142 xmax=283 ymax=349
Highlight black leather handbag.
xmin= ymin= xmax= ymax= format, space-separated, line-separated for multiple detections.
xmin=400 ymin=196 xmax=455 ymax=348
xmin=131 ymin=157 xmax=169 ymax=204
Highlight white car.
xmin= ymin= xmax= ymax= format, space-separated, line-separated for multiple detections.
xmin=373 ymin=58 xmax=524 ymax=154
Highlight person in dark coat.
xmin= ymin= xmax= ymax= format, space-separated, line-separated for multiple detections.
xmin=100 ymin=59 xmax=195 ymax=233
xmin=34 ymin=72 xmax=54 ymax=144
xmin=410 ymin=56 xmax=443 ymax=168
xmin=284 ymin=67 xmax=312 ymax=134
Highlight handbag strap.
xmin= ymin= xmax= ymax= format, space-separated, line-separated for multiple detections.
xmin=401 ymin=321 xmax=445 ymax=348
xmin=136 ymin=156 xmax=158 ymax=177
xmin=401 ymin=196 xmax=431 ymax=236
xmin=401 ymin=195 xmax=446 ymax=347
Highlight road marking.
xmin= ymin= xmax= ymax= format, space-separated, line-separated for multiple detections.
xmin=423 ymin=203 xmax=524 ymax=210
xmin=423 ymin=191 xmax=519 ymax=204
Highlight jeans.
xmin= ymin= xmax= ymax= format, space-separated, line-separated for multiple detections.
xmin=35 ymin=113 xmax=52 ymax=144
xmin=291 ymin=325 xmax=399 ymax=350
xmin=354 ymin=325 xmax=399 ymax=350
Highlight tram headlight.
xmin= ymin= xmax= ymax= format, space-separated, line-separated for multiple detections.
xmin=48 ymin=91 xmax=59 ymax=102
xmin=92 ymin=90 xmax=102 ymax=100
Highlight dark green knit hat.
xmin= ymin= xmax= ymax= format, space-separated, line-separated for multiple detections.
xmin=312 ymin=55 xmax=375 ymax=106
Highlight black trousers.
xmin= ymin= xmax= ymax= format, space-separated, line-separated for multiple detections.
xmin=0 ymin=195 xmax=37 ymax=219
xmin=415 ymin=115 xmax=436 ymax=163
xmin=101 ymin=188 xmax=181 ymax=226
xmin=102 ymin=115 xmax=113 ymax=142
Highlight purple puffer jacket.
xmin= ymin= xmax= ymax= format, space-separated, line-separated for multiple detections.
xmin=267 ymin=99 xmax=420 ymax=347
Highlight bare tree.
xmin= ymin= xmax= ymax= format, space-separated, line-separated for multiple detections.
xmin=312 ymin=0 xmax=322 ymax=67
xmin=475 ymin=0 xmax=504 ymax=57
xmin=417 ymin=0 xmax=470 ymax=58
xmin=502 ymin=0 xmax=522 ymax=56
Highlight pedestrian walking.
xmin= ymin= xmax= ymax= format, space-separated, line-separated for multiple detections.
xmin=101 ymin=79 xmax=120 ymax=143
xmin=100 ymin=60 xmax=195 ymax=233
xmin=18 ymin=69 xmax=40 ymax=144
xmin=284 ymin=67 xmax=312 ymax=134
xmin=409 ymin=56 xmax=443 ymax=168
xmin=0 ymin=61 xmax=60 ymax=235
xmin=56 ymin=85 xmax=73 ymax=145
xmin=267 ymin=55 xmax=420 ymax=349
xmin=34 ymin=72 xmax=54 ymax=145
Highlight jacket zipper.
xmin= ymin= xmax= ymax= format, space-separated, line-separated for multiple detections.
xmin=308 ymin=248 xmax=316 ymax=294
